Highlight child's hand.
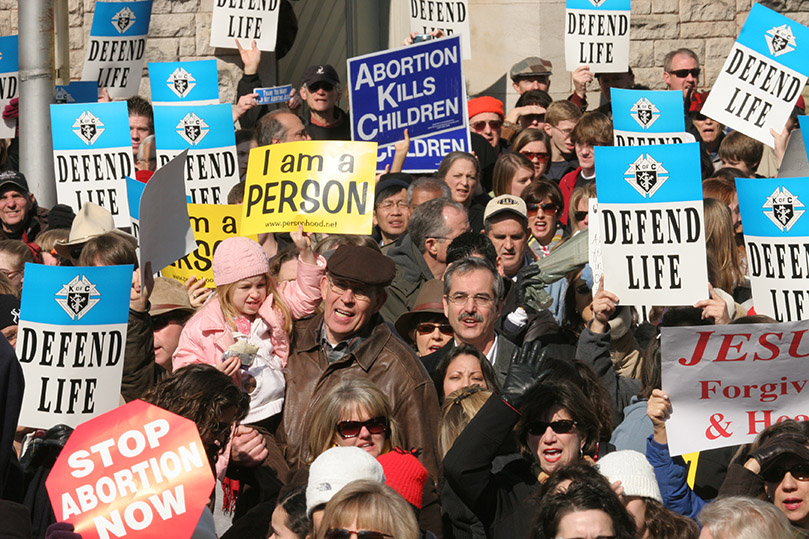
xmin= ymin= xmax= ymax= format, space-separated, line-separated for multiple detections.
xmin=216 ymin=355 xmax=241 ymax=377
xmin=291 ymin=225 xmax=316 ymax=265
xmin=185 ymin=275 xmax=212 ymax=309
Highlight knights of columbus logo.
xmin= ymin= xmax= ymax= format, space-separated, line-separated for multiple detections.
xmin=72 ymin=111 xmax=105 ymax=145
xmin=55 ymin=275 xmax=101 ymax=321
xmin=167 ymin=68 xmax=196 ymax=99
xmin=176 ymin=113 xmax=209 ymax=145
xmin=765 ymin=24 xmax=796 ymax=57
xmin=763 ymin=186 xmax=804 ymax=232
xmin=55 ymin=87 xmax=75 ymax=105
xmin=624 ymin=154 xmax=668 ymax=198
xmin=588 ymin=0 xmax=606 ymax=6
xmin=111 ymin=7 xmax=136 ymax=34
xmin=630 ymin=97 xmax=660 ymax=130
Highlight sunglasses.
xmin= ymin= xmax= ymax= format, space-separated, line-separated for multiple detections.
xmin=522 ymin=113 xmax=545 ymax=124
xmin=416 ymin=322 xmax=454 ymax=336
xmin=325 ymin=530 xmax=393 ymax=539
xmin=527 ymin=419 xmax=576 ymax=436
xmin=336 ymin=416 xmax=387 ymax=438
xmin=574 ymin=210 xmax=588 ymax=222
xmin=527 ymin=203 xmax=558 ymax=216
xmin=521 ymin=151 xmax=549 ymax=163
xmin=308 ymin=81 xmax=335 ymax=92
xmin=668 ymin=68 xmax=701 ymax=78
xmin=761 ymin=462 xmax=809 ymax=483
xmin=471 ymin=119 xmax=502 ymax=131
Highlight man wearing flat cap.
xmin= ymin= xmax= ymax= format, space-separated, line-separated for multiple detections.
xmin=279 ymin=244 xmax=441 ymax=528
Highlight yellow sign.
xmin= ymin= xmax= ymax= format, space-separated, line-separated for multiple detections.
xmin=241 ymin=140 xmax=378 ymax=235
xmin=162 ymin=203 xmax=257 ymax=288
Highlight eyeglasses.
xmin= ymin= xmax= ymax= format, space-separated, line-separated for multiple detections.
xmin=573 ymin=210 xmax=588 ymax=222
xmin=69 ymin=246 xmax=83 ymax=260
xmin=550 ymin=125 xmax=574 ymax=137
xmin=522 ymin=113 xmax=545 ymax=125
xmin=328 ymin=277 xmax=373 ymax=303
xmin=527 ymin=203 xmax=558 ymax=216
xmin=446 ymin=293 xmax=495 ymax=307
xmin=668 ymin=68 xmax=701 ymax=79
xmin=470 ymin=119 xmax=502 ymax=131
xmin=692 ymin=113 xmax=708 ymax=121
xmin=527 ymin=419 xmax=577 ymax=436
xmin=761 ymin=462 xmax=809 ymax=483
xmin=521 ymin=151 xmax=549 ymax=163
xmin=416 ymin=322 xmax=454 ymax=335
xmin=325 ymin=529 xmax=393 ymax=539
xmin=575 ymin=283 xmax=591 ymax=295
xmin=377 ymin=200 xmax=408 ymax=211
xmin=336 ymin=416 xmax=388 ymax=438
xmin=308 ymin=81 xmax=335 ymax=93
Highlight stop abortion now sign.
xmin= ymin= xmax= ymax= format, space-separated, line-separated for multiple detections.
xmin=46 ymin=400 xmax=214 ymax=539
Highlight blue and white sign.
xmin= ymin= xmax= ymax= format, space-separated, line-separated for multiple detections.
xmin=55 ymin=81 xmax=98 ymax=104
xmin=0 ymin=36 xmax=19 ymax=138
xmin=51 ymin=102 xmax=134 ymax=228
xmin=611 ymin=88 xmax=694 ymax=146
xmin=347 ymin=35 xmax=470 ymax=172
xmin=737 ymin=176 xmax=809 ymax=321
xmin=703 ymin=3 xmax=809 ymax=148
xmin=126 ymin=175 xmax=145 ymax=252
xmin=254 ymin=84 xmax=292 ymax=105
xmin=148 ymin=59 xmax=219 ymax=106
xmin=594 ymin=143 xmax=708 ymax=305
xmin=565 ymin=0 xmax=630 ymax=73
xmin=16 ymin=264 xmax=133 ymax=429
xmin=81 ymin=0 xmax=153 ymax=98
xmin=210 ymin=0 xmax=280 ymax=52
xmin=153 ymin=103 xmax=239 ymax=204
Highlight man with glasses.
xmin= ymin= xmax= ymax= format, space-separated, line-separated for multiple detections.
xmin=663 ymin=48 xmax=701 ymax=94
xmin=373 ymin=175 xmax=412 ymax=249
xmin=297 ymin=64 xmax=351 ymax=141
xmin=544 ymin=101 xmax=583 ymax=183
xmin=468 ymin=95 xmax=506 ymax=151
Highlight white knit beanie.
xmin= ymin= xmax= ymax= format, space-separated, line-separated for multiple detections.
xmin=305 ymin=447 xmax=386 ymax=516
xmin=596 ymin=450 xmax=663 ymax=503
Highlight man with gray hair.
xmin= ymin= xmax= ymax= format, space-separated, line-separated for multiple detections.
xmin=663 ymin=48 xmax=701 ymax=94
xmin=407 ymin=176 xmax=451 ymax=212
xmin=256 ymin=109 xmax=311 ymax=146
xmin=381 ymin=197 xmax=469 ymax=323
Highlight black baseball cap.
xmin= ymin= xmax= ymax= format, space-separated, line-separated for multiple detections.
xmin=302 ymin=64 xmax=340 ymax=87
xmin=0 ymin=171 xmax=29 ymax=195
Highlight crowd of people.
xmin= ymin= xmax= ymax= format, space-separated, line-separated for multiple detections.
xmin=0 ymin=18 xmax=807 ymax=539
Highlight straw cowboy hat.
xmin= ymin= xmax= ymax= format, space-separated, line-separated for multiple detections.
xmin=53 ymin=202 xmax=134 ymax=259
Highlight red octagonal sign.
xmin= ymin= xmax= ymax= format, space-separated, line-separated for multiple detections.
xmin=46 ymin=399 xmax=215 ymax=539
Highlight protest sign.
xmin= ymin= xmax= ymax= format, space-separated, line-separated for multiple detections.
xmin=408 ymin=0 xmax=471 ymax=59
xmin=81 ymin=0 xmax=153 ymax=99
xmin=610 ymin=88 xmax=693 ymax=146
xmin=162 ymin=203 xmax=257 ymax=288
xmin=242 ymin=140 xmax=377 ymax=235
xmin=0 ymin=36 xmax=18 ymax=138
xmin=702 ymin=3 xmax=809 ymax=148
xmin=777 ymin=128 xmax=809 ymax=178
xmin=153 ymin=103 xmax=240 ymax=204
xmin=46 ymin=399 xmax=214 ymax=539
xmin=736 ymin=175 xmax=809 ymax=321
xmin=594 ymin=143 xmax=708 ymax=305
xmin=661 ymin=319 xmax=809 ymax=455
xmin=210 ymin=0 xmax=280 ymax=51
xmin=55 ymin=82 xmax=99 ymax=104
xmin=565 ymin=0 xmax=630 ymax=73
xmin=148 ymin=60 xmax=219 ymax=106
xmin=16 ymin=264 xmax=132 ymax=429
xmin=51 ymin=101 xmax=134 ymax=228
xmin=588 ymin=198 xmax=603 ymax=296
xmin=254 ymin=84 xmax=292 ymax=105
xmin=347 ymin=35 xmax=470 ymax=172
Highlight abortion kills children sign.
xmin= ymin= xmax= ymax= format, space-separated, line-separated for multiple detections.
xmin=702 ymin=4 xmax=809 ymax=148
xmin=154 ymin=103 xmax=240 ymax=205
xmin=594 ymin=143 xmax=708 ymax=306
xmin=46 ymin=400 xmax=214 ymax=539
xmin=565 ymin=0 xmax=630 ymax=73
xmin=611 ymin=88 xmax=692 ymax=146
xmin=51 ymin=101 xmax=135 ymax=229
xmin=736 ymin=176 xmax=809 ymax=321
xmin=661 ymin=320 xmax=809 ymax=455
xmin=408 ymin=0 xmax=471 ymax=59
xmin=148 ymin=60 xmax=219 ymax=106
xmin=81 ymin=1 xmax=153 ymax=99
xmin=0 ymin=36 xmax=18 ymax=138
xmin=348 ymin=35 xmax=469 ymax=173
xmin=210 ymin=0 xmax=280 ymax=51
xmin=16 ymin=264 xmax=132 ymax=429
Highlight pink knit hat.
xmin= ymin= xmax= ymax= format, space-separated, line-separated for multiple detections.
xmin=213 ymin=237 xmax=269 ymax=286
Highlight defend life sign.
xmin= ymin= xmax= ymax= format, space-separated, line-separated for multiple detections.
xmin=210 ymin=0 xmax=280 ymax=52
xmin=661 ymin=320 xmax=809 ymax=455
xmin=81 ymin=0 xmax=153 ymax=99
xmin=347 ymin=35 xmax=470 ymax=173
xmin=51 ymin=101 xmax=135 ymax=228
xmin=610 ymin=88 xmax=693 ymax=146
xmin=162 ymin=204 xmax=258 ymax=289
xmin=565 ymin=0 xmax=630 ymax=73
xmin=148 ymin=60 xmax=219 ymax=106
xmin=408 ymin=0 xmax=471 ymax=59
xmin=701 ymin=3 xmax=809 ymax=148
xmin=241 ymin=140 xmax=377 ymax=235
xmin=46 ymin=400 xmax=215 ymax=539
xmin=153 ymin=103 xmax=240 ymax=205
xmin=16 ymin=264 xmax=132 ymax=429
xmin=0 ymin=36 xmax=18 ymax=138
xmin=736 ymin=175 xmax=809 ymax=321
xmin=594 ymin=143 xmax=708 ymax=306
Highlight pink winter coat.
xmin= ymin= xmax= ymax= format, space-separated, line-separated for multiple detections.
xmin=172 ymin=255 xmax=325 ymax=371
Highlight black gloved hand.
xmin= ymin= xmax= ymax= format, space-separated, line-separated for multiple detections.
xmin=751 ymin=433 xmax=809 ymax=473
xmin=500 ymin=341 xmax=548 ymax=411
xmin=46 ymin=522 xmax=81 ymax=539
